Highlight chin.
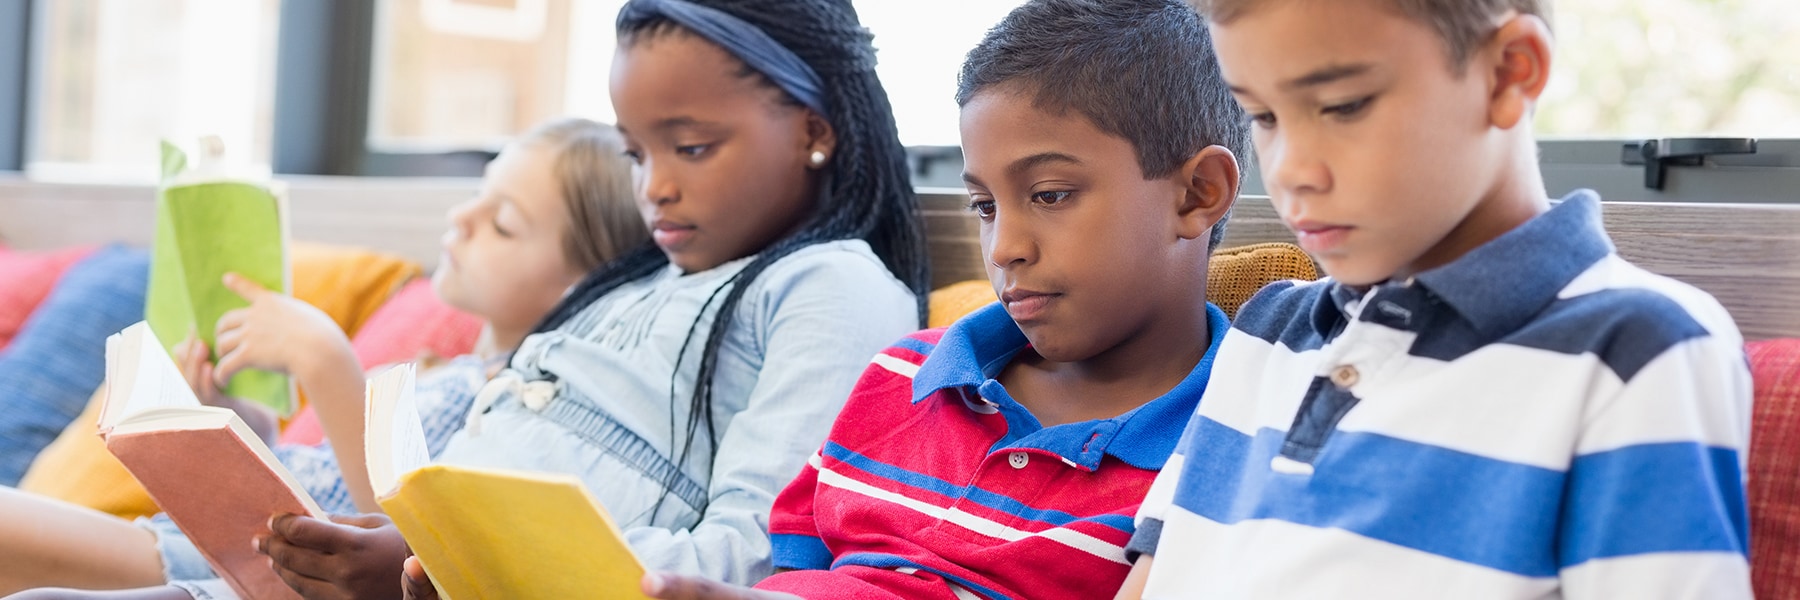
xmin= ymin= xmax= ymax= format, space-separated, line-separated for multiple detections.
xmin=1316 ymin=259 xmax=1396 ymax=287
xmin=1018 ymin=331 xmax=1091 ymax=364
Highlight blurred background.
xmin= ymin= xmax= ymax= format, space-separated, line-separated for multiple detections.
xmin=4 ymin=0 xmax=1799 ymax=200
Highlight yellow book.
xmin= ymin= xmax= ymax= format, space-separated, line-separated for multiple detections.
xmin=364 ymin=366 xmax=651 ymax=600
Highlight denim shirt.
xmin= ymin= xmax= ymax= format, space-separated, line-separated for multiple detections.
xmin=436 ymin=239 xmax=919 ymax=584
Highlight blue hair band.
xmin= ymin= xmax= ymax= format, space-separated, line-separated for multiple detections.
xmin=617 ymin=0 xmax=830 ymax=117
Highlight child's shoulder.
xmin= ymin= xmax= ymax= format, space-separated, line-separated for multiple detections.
xmin=1528 ymin=254 xmax=1743 ymax=374
xmin=746 ymin=240 xmax=912 ymax=299
xmin=1229 ymin=277 xmax=1336 ymax=348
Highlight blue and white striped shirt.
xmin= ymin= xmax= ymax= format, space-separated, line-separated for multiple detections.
xmin=1133 ymin=191 xmax=1753 ymax=599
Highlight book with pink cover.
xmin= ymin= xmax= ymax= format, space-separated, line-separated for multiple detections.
xmin=100 ymin=321 xmax=324 ymax=600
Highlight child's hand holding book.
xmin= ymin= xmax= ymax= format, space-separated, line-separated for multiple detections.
xmin=173 ymin=336 xmax=277 ymax=445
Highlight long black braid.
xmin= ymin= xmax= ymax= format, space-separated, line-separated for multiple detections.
xmin=527 ymin=0 xmax=928 ymax=520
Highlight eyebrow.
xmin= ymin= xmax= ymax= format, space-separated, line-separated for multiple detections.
xmin=1231 ymin=63 xmax=1376 ymax=95
xmin=962 ymin=151 xmax=1084 ymax=186
xmin=1282 ymin=63 xmax=1374 ymax=91
xmin=652 ymin=116 xmax=709 ymax=133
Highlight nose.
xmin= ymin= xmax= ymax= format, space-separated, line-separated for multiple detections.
xmin=638 ymin=156 xmax=678 ymax=207
xmin=984 ymin=202 xmax=1037 ymax=271
xmin=1264 ymin=128 xmax=1332 ymax=198
xmin=444 ymin=198 xmax=478 ymax=242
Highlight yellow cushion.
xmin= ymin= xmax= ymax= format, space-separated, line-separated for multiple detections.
xmin=18 ymin=244 xmax=422 ymax=519
xmin=927 ymin=280 xmax=1000 ymax=329
xmin=923 ymin=242 xmax=1319 ymax=326
xmin=18 ymin=387 xmax=158 ymax=519
xmin=288 ymin=242 xmax=424 ymax=337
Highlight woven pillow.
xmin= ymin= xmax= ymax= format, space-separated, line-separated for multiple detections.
xmin=1748 ymin=338 xmax=1800 ymax=599
xmin=1205 ymin=242 xmax=1320 ymax=320
xmin=0 ymin=245 xmax=98 ymax=349
xmin=923 ymin=242 xmax=1320 ymax=325
xmin=0 ymin=246 xmax=146 ymax=486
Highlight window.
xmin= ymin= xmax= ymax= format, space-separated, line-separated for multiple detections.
xmin=854 ymin=0 xmax=1026 ymax=148
xmin=29 ymin=0 xmax=280 ymax=181
xmin=1538 ymin=0 xmax=1800 ymax=140
xmin=367 ymin=0 xmax=624 ymax=152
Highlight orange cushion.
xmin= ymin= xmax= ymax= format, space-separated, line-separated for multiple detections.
xmin=0 ymin=245 xmax=98 ymax=349
xmin=289 ymin=242 xmax=424 ymax=337
xmin=923 ymin=242 xmax=1320 ymax=326
xmin=19 ymin=244 xmax=424 ymax=518
xmin=1749 ymin=338 xmax=1800 ymax=600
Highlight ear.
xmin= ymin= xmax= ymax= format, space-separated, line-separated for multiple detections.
xmin=1175 ymin=145 xmax=1240 ymax=243
xmin=803 ymin=110 xmax=838 ymax=170
xmin=1484 ymin=13 xmax=1553 ymax=130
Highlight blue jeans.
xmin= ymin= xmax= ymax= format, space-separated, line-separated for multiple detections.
xmin=0 ymin=246 xmax=149 ymax=484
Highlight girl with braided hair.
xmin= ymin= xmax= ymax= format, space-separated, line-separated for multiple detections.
xmin=3 ymin=0 xmax=929 ymax=598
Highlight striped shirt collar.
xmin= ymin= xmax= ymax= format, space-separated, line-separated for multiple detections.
xmin=1317 ymin=190 xmax=1614 ymax=338
xmin=911 ymin=301 xmax=1230 ymax=470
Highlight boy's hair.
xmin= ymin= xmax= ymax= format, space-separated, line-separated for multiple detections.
xmin=532 ymin=0 xmax=928 ymax=520
xmin=957 ymin=0 xmax=1250 ymax=252
xmin=517 ymin=117 xmax=650 ymax=273
xmin=1190 ymin=0 xmax=1548 ymax=68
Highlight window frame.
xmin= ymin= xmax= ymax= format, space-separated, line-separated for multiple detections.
xmin=0 ymin=0 xmax=33 ymax=172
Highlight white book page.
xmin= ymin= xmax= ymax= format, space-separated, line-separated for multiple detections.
xmin=100 ymin=322 xmax=201 ymax=432
xmin=364 ymin=364 xmax=430 ymax=497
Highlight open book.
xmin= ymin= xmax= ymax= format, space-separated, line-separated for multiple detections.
xmin=102 ymin=321 xmax=322 ymax=600
xmin=364 ymin=366 xmax=652 ymax=599
xmin=146 ymin=140 xmax=295 ymax=416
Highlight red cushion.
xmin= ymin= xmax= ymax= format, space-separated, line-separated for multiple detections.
xmin=0 ymin=245 xmax=98 ymax=349
xmin=1748 ymin=338 xmax=1800 ymax=599
xmin=277 ymin=279 xmax=484 ymax=446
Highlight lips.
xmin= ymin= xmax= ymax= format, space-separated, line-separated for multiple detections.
xmin=650 ymin=218 xmax=698 ymax=249
xmin=1288 ymin=218 xmax=1353 ymax=255
xmin=1000 ymin=287 xmax=1061 ymax=321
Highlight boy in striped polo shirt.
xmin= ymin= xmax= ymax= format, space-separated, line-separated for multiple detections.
xmin=639 ymin=1 xmax=1249 ymax=598
xmin=1121 ymin=1 xmax=1754 ymax=599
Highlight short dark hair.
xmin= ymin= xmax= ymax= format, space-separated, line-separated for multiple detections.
xmin=1192 ymin=0 xmax=1549 ymax=69
xmin=957 ymin=0 xmax=1251 ymax=251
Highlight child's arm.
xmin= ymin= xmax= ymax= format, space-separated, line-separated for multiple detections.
xmin=1557 ymin=331 xmax=1754 ymax=598
xmin=1112 ymin=556 xmax=1152 ymax=600
xmin=256 ymin=513 xmax=410 ymax=600
xmin=213 ymin=273 xmax=379 ymax=512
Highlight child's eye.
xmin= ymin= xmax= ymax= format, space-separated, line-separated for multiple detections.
xmin=623 ymin=149 xmax=643 ymax=164
xmin=1248 ymin=112 xmax=1278 ymax=129
xmin=491 ymin=218 xmax=513 ymax=238
xmin=967 ymin=198 xmax=997 ymax=220
xmin=1322 ymin=97 xmax=1373 ymax=120
xmin=1031 ymin=191 xmax=1071 ymax=205
xmin=675 ymin=144 xmax=711 ymax=158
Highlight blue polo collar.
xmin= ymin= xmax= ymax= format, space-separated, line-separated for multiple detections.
xmin=1314 ymin=190 xmax=1614 ymax=338
xmin=911 ymin=301 xmax=1230 ymax=471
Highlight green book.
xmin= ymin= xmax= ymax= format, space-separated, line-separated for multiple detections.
xmin=145 ymin=142 xmax=295 ymax=416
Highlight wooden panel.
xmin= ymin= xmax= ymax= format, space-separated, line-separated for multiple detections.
xmin=1599 ymin=201 xmax=1800 ymax=342
xmin=6 ymin=177 xmax=1795 ymax=340
xmin=0 ymin=174 xmax=475 ymax=269
xmin=919 ymin=189 xmax=984 ymax=288
xmin=919 ymin=191 xmax=1800 ymax=341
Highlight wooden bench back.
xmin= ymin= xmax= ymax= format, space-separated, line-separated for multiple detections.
xmin=922 ymin=188 xmax=1800 ymax=341
xmin=5 ymin=176 xmax=1796 ymax=340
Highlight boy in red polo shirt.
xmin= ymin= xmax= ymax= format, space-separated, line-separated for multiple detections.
xmin=632 ymin=0 xmax=1250 ymax=598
